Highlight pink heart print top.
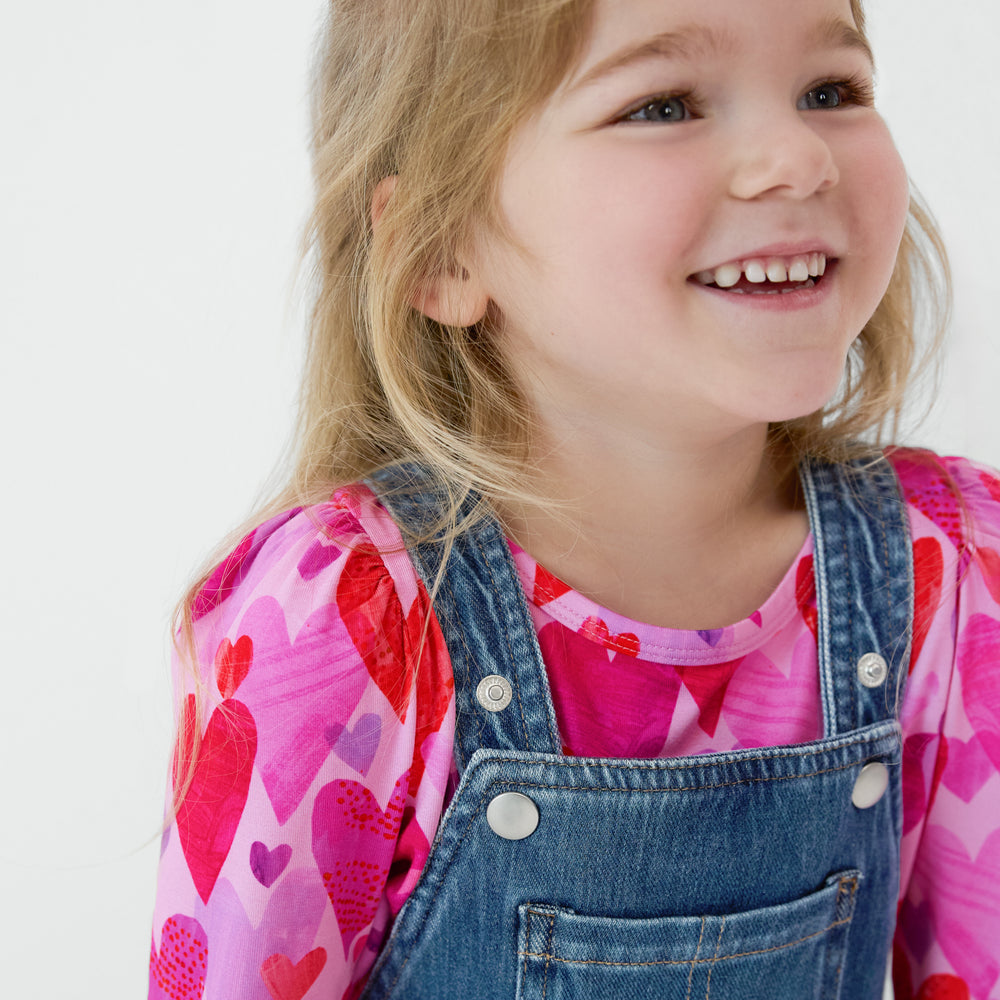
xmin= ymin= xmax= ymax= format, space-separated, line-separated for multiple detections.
xmin=149 ymin=449 xmax=1000 ymax=1000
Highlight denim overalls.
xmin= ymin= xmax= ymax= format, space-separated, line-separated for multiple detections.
xmin=363 ymin=454 xmax=912 ymax=999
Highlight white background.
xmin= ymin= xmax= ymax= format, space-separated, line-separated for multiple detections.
xmin=1 ymin=1 xmax=996 ymax=995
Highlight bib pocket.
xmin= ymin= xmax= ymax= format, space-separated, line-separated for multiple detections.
xmin=515 ymin=870 xmax=860 ymax=1000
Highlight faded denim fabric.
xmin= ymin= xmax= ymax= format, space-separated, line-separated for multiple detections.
xmin=364 ymin=455 xmax=912 ymax=1000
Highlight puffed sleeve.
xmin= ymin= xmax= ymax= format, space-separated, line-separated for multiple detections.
xmin=148 ymin=485 xmax=455 ymax=1000
xmin=892 ymin=452 xmax=1000 ymax=1000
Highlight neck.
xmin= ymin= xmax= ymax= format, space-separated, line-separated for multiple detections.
xmin=498 ymin=421 xmax=808 ymax=629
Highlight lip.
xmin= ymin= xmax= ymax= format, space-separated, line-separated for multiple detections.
xmin=693 ymin=240 xmax=839 ymax=273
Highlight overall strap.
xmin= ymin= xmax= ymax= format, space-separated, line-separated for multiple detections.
xmin=366 ymin=463 xmax=561 ymax=773
xmin=799 ymin=453 xmax=914 ymax=737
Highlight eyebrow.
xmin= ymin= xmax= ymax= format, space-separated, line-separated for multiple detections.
xmin=569 ymin=17 xmax=874 ymax=92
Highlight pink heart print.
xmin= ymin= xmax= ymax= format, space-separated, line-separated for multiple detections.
xmin=297 ymin=537 xmax=342 ymax=580
xmin=957 ymin=614 xmax=1000 ymax=773
xmin=174 ymin=695 xmax=258 ymax=903
xmin=915 ymin=824 xmax=1000 ymax=998
xmin=312 ymin=772 xmax=409 ymax=957
xmin=149 ymin=914 xmax=208 ymax=1000
xmin=323 ymin=713 xmax=382 ymax=776
xmin=250 ymin=841 xmax=293 ymax=888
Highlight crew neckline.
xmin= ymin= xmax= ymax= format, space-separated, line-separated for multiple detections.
xmin=507 ymin=532 xmax=815 ymax=666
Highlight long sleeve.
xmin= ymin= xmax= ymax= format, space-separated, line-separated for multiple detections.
xmin=149 ymin=486 xmax=455 ymax=1000
xmin=893 ymin=452 xmax=1000 ymax=1000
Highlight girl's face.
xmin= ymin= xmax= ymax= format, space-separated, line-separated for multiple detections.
xmin=470 ymin=0 xmax=909 ymax=446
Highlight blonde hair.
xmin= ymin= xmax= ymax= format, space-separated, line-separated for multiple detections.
xmin=170 ymin=0 xmax=950 ymax=804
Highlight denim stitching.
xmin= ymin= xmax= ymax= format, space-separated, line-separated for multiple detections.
xmin=472 ymin=726 xmax=896 ymax=774
xmin=542 ymin=909 xmax=555 ymax=1000
xmin=441 ymin=574 xmax=484 ymax=772
xmin=685 ymin=916 xmax=705 ymax=1000
xmin=877 ymin=489 xmax=894 ymax=720
xmin=704 ymin=916 xmax=725 ymax=999
xmin=487 ymin=757 xmax=872 ymax=795
xmin=523 ymin=907 xmax=532 ymax=990
xmin=840 ymin=489 xmax=857 ymax=735
xmin=471 ymin=531 xmax=535 ymax=752
xmin=825 ymin=878 xmax=858 ymax=1000
xmin=879 ymin=488 xmax=913 ymax=718
xmin=519 ymin=907 xmax=558 ymax=999
xmin=515 ymin=915 xmax=853 ymax=968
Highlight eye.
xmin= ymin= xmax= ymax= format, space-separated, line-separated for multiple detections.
xmin=798 ymin=77 xmax=874 ymax=111
xmin=800 ymin=83 xmax=844 ymax=109
xmin=620 ymin=94 xmax=694 ymax=124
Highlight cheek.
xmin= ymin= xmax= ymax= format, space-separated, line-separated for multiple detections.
xmin=849 ymin=126 xmax=910 ymax=267
xmin=502 ymin=142 xmax=706 ymax=273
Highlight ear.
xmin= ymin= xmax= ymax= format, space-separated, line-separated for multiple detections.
xmin=371 ymin=176 xmax=490 ymax=328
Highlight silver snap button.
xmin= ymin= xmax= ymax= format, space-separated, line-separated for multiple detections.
xmin=851 ymin=762 xmax=889 ymax=809
xmin=476 ymin=674 xmax=513 ymax=712
xmin=857 ymin=652 xmax=888 ymax=688
xmin=486 ymin=792 xmax=539 ymax=840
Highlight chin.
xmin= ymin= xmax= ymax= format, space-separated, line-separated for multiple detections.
xmin=763 ymin=353 xmax=852 ymax=420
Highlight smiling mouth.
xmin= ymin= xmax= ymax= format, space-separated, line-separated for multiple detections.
xmin=691 ymin=252 xmax=831 ymax=294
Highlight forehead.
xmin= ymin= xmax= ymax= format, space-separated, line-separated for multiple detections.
xmin=568 ymin=0 xmax=865 ymax=82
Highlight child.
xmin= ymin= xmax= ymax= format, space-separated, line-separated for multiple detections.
xmin=149 ymin=0 xmax=1000 ymax=997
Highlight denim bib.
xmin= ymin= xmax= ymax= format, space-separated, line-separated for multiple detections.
xmin=363 ymin=455 xmax=912 ymax=999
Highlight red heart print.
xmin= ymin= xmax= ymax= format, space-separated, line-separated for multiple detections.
xmin=174 ymin=695 xmax=257 ymax=903
xmin=409 ymin=583 xmax=453 ymax=791
xmin=337 ymin=543 xmax=412 ymax=721
xmin=795 ymin=554 xmax=818 ymax=639
xmin=675 ymin=658 xmax=742 ymax=738
xmin=916 ymin=973 xmax=970 ymax=1000
xmin=979 ymin=470 xmax=1000 ymax=505
xmin=215 ymin=634 xmax=254 ymax=698
xmin=533 ymin=562 xmax=572 ymax=604
xmin=893 ymin=451 xmax=966 ymax=552
xmin=911 ymin=537 xmax=944 ymax=670
xmin=974 ymin=546 xmax=1000 ymax=606
xmin=260 ymin=948 xmax=327 ymax=1000
xmin=312 ymin=773 xmax=408 ymax=957
xmin=580 ymin=616 xmax=640 ymax=657
xmin=149 ymin=914 xmax=207 ymax=1000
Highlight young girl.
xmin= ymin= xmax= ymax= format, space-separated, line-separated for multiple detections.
xmin=149 ymin=0 xmax=1000 ymax=997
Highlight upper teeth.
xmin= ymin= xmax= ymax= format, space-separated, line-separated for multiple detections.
xmin=695 ymin=253 xmax=827 ymax=288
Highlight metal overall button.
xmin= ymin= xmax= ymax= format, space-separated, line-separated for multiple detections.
xmin=857 ymin=652 xmax=888 ymax=688
xmin=851 ymin=762 xmax=890 ymax=809
xmin=476 ymin=674 xmax=513 ymax=712
xmin=486 ymin=792 xmax=539 ymax=840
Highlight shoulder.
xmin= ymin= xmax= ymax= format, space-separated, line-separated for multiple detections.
xmin=887 ymin=446 xmax=1000 ymax=551
xmin=181 ymin=482 xmax=433 ymax=697
xmin=194 ymin=483 xmax=422 ymax=617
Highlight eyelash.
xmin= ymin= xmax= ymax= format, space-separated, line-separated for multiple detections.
xmin=617 ymin=74 xmax=875 ymax=125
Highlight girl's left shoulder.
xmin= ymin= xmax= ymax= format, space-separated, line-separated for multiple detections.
xmin=887 ymin=446 xmax=1000 ymax=551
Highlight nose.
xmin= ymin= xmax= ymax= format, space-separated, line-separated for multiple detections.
xmin=728 ymin=114 xmax=839 ymax=201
